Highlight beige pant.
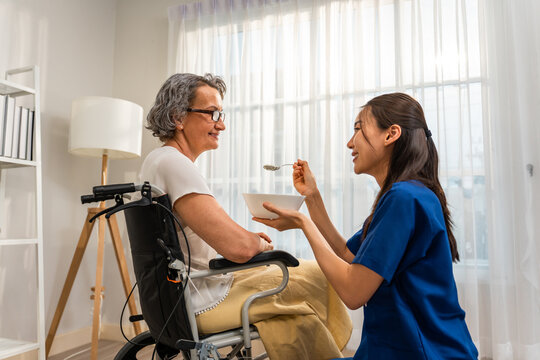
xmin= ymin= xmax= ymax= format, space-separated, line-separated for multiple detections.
xmin=196 ymin=260 xmax=352 ymax=360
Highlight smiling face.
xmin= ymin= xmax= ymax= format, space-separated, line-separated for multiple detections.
xmin=347 ymin=107 xmax=395 ymax=183
xmin=178 ymin=85 xmax=225 ymax=159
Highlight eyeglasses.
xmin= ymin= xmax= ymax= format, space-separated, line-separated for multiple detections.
xmin=187 ymin=108 xmax=226 ymax=122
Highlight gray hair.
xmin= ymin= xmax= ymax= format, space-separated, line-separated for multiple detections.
xmin=146 ymin=73 xmax=227 ymax=142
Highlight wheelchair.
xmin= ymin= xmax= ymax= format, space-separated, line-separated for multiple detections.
xmin=81 ymin=182 xmax=299 ymax=360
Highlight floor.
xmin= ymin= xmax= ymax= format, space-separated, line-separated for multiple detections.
xmin=49 ymin=340 xmax=355 ymax=359
xmin=48 ymin=340 xmax=262 ymax=360
xmin=48 ymin=340 xmax=151 ymax=360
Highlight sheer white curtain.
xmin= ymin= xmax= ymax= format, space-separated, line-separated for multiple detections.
xmin=168 ymin=0 xmax=539 ymax=357
xmin=478 ymin=0 xmax=540 ymax=359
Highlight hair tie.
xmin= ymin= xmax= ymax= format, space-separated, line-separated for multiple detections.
xmin=425 ymin=129 xmax=432 ymax=138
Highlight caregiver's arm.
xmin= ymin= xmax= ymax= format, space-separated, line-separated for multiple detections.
xmin=299 ymin=215 xmax=383 ymax=309
xmin=294 ymin=159 xmax=354 ymax=262
xmin=304 ymin=191 xmax=355 ymax=263
xmin=256 ymin=203 xmax=382 ymax=309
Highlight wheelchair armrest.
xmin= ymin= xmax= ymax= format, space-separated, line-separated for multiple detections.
xmin=209 ymin=250 xmax=299 ymax=270
xmin=185 ymin=250 xmax=299 ymax=351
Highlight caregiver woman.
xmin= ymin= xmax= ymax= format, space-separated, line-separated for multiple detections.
xmin=255 ymin=93 xmax=479 ymax=359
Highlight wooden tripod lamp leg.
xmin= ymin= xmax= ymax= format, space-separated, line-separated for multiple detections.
xmin=90 ymin=214 xmax=107 ymax=360
xmin=107 ymin=214 xmax=142 ymax=335
xmin=45 ymin=212 xmax=96 ymax=356
xmin=47 ymin=154 xmax=142 ymax=358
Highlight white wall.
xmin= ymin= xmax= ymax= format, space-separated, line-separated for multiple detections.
xmin=101 ymin=0 xmax=185 ymax=325
xmin=0 ymin=0 xmax=117 ymax=350
xmin=1 ymin=0 xmax=201 ymax=351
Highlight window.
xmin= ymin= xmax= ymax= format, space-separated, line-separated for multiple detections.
xmin=170 ymin=0 xmax=486 ymax=263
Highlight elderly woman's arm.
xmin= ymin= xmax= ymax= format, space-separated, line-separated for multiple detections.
xmin=174 ymin=193 xmax=272 ymax=263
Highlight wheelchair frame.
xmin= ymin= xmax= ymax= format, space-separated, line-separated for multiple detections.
xmin=81 ymin=182 xmax=299 ymax=360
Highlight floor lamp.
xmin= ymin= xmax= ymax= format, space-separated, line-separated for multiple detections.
xmin=46 ymin=96 xmax=143 ymax=359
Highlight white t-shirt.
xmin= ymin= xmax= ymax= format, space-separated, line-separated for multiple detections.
xmin=139 ymin=146 xmax=233 ymax=314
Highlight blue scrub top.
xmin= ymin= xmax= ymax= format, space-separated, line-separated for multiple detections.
xmin=345 ymin=181 xmax=478 ymax=360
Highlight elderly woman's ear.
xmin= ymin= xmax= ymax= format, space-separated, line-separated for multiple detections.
xmin=174 ymin=116 xmax=184 ymax=130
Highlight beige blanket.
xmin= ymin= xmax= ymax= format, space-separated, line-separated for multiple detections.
xmin=197 ymin=259 xmax=352 ymax=360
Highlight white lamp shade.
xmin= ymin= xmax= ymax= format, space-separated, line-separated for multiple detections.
xmin=69 ymin=96 xmax=143 ymax=159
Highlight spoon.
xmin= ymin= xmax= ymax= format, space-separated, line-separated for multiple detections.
xmin=263 ymin=163 xmax=294 ymax=171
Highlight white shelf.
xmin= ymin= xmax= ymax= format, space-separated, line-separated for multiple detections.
xmin=0 ymin=238 xmax=38 ymax=246
xmin=0 ymin=156 xmax=38 ymax=169
xmin=0 ymin=79 xmax=35 ymax=97
xmin=0 ymin=66 xmax=44 ymax=360
xmin=0 ymin=338 xmax=39 ymax=359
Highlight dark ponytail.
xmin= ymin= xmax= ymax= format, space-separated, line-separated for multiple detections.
xmin=360 ymin=93 xmax=459 ymax=262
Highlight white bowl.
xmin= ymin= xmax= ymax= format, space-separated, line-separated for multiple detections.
xmin=242 ymin=193 xmax=305 ymax=219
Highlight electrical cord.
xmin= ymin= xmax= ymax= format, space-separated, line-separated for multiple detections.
xmin=151 ymin=282 xmax=186 ymax=360
xmin=154 ymin=200 xmax=192 ymax=276
xmin=117 ymin=256 xmax=168 ymax=346
xmin=151 ymin=200 xmax=192 ymax=360
xmin=119 ymin=280 xmax=142 ymax=345
xmin=116 ymin=196 xmax=192 ymax=359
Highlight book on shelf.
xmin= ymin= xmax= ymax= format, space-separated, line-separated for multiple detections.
xmin=11 ymin=105 xmax=22 ymax=159
xmin=0 ymin=94 xmax=6 ymax=156
xmin=26 ymin=110 xmax=34 ymax=161
xmin=18 ymin=107 xmax=29 ymax=160
xmin=3 ymin=96 xmax=15 ymax=157
xmin=0 ymin=96 xmax=35 ymax=161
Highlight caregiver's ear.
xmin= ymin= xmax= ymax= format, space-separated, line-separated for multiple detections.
xmin=385 ymin=124 xmax=401 ymax=145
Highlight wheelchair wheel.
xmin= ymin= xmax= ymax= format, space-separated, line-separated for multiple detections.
xmin=114 ymin=331 xmax=155 ymax=360
xmin=114 ymin=330 xmax=185 ymax=360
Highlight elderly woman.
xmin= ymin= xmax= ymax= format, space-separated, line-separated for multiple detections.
xmin=140 ymin=73 xmax=352 ymax=359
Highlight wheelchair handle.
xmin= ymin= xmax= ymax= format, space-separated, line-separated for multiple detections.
xmin=82 ymin=182 xmax=169 ymax=223
xmin=81 ymin=193 xmax=114 ymax=204
xmin=81 ymin=182 xmax=166 ymax=204
xmin=93 ymin=183 xmax=136 ymax=198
